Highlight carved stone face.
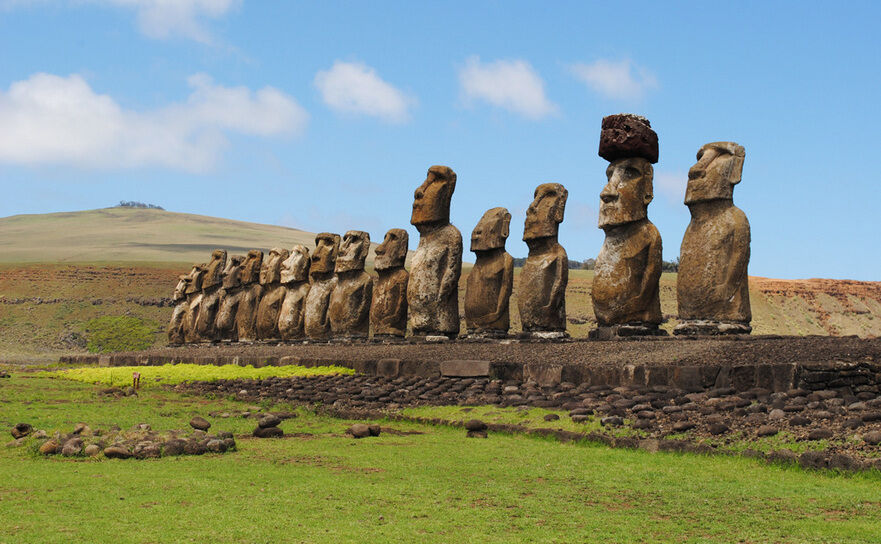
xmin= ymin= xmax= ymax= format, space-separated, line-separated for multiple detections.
xmin=471 ymin=207 xmax=511 ymax=251
xmin=280 ymin=245 xmax=310 ymax=284
xmin=202 ymin=249 xmax=227 ymax=289
xmin=240 ymin=250 xmax=264 ymax=285
xmin=222 ymin=256 xmax=243 ymax=289
xmin=524 ymin=183 xmax=568 ymax=241
xmin=599 ymin=158 xmax=653 ymax=229
xmin=411 ymin=165 xmax=456 ymax=226
xmin=684 ymin=142 xmax=745 ymax=205
xmin=336 ymin=231 xmax=370 ymax=273
xmin=259 ymin=247 xmax=289 ymax=285
xmin=173 ymin=276 xmax=188 ymax=301
xmin=310 ymin=233 xmax=340 ymax=276
xmin=374 ymin=228 xmax=408 ymax=271
xmin=185 ymin=265 xmax=206 ymax=295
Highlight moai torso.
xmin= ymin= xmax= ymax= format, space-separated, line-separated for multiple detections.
xmin=370 ymin=229 xmax=409 ymax=337
xmin=330 ymin=231 xmax=373 ymax=339
xmin=465 ymin=207 xmax=514 ymax=336
xmin=236 ymin=250 xmax=264 ymax=342
xmin=167 ymin=276 xmax=189 ymax=344
xmin=278 ymin=245 xmax=311 ymax=341
xmin=518 ymin=184 xmax=569 ymax=334
xmin=676 ymin=142 xmax=751 ymax=333
xmin=182 ymin=265 xmax=206 ymax=343
xmin=304 ymin=233 xmax=340 ymax=340
xmin=195 ymin=250 xmax=226 ymax=342
xmin=215 ymin=256 xmax=244 ymax=342
xmin=256 ymin=248 xmax=290 ymax=340
xmin=590 ymin=114 xmax=663 ymax=334
xmin=407 ymin=165 xmax=462 ymax=337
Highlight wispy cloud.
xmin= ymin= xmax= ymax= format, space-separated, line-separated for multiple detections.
xmin=654 ymin=170 xmax=687 ymax=204
xmin=458 ymin=56 xmax=557 ymax=120
xmin=0 ymin=72 xmax=308 ymax=172
xmin=569 ymin=59 xmax=658 ymax=101
xmin=3 ymin=0 xmax=240 ymax=44
xmin=314 ymin=61 xmax=415 ymax=123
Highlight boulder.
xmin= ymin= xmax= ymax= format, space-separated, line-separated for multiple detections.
xmin=39 ymin=439 xmax=59 ymax=455
xmin=11 ymin=423 xmax=32 ymax=439
xmin=103 ymin=446 xmax=132 ymax=459
xmin=346 ymin=424 xmax=371 ymax=439
xmin=84 ymin=444 xmax=101 ymax=457
xmin=258 ymin=414 xmax=282 ymax=429
xmin=253 ymin=426 xmax=283 ymax=438
xmin=464 ymin=420 xmax=488 ymax=432
xmin=189 ymin=417 xmax=211 ymax=431
xmin=61 ymin=437 xmax=84 ymax=456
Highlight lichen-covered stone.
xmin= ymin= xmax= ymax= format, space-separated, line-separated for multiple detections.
xmin=329 ymin=231 xmax=373 ymax=339
xmin=465 ymin=207 xmax=513 ymax=337
xmin=256 ymin=247 xmax=290 ymax=340
xmin=277 ymin=245 xmax=311 ymax=341
xmin=304 ymin=233 xmax=340 ymax=340
xmin=370 ymin=229 xmax=409 ymax=338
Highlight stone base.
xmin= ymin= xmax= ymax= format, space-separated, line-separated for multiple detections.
xmin=589 ymin=324 xmax=667 ymax=340
xmin=517 ymin=330 xmax=569 ymax=340
xmin=369 ymin=334 xmax=407 ymax=344
xmin=464 ymin=329 xmax=510 ymax=340
xmin=674 ymin=320 xmax=752 ymax=336
xmin=329 ymin=336 xmax=369 ymax=344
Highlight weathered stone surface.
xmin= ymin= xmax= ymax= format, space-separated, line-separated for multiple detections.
xmin=253 ymin=426 xmax=283 ymax=438
xmin=236 ymin=250 xmax=264 ymax=342
xmin=465 ymin=419 xmax=488 ymax=432
xmin=518 ymin=183 xmax=569 ymax=334
xmin=598 ymin=113 xmax=658 ymax=164
xmin=182 ymin=265 xmax=206 ymax=343
xmin=278 ymin=245 xmax=311 ymax=341
xmin=347 ymin=423 xmax=371 ymax=438
xmin=304 ymin=233 xmax=340 ymax=340
xmin=39 ymin=439 xmax=59 ymax=455
xmin=11 ymin=423 xmax=32 ymax=439
xmin=256 ymin=247 xmax=290 ymax=340
xmin=189 ymin=416 xmax=211 ymax=431
xmin=370 ymin=229 xmax=409 ymax=338
xmin=195 ymin=249 xmax=227 ymax=342
xmin=592 ymin=117 xmax=663 ymax=335
xmin=465 ymin=207 xmax=514 ymax=337
xmin=439 ymin=360 xmax=491 ymax=377
xmin=103 ymin=445 xmax=132 ymax=459
xmin=408 ymin=166 xmax=462 ymax=337
xmin=84 ymin=444 xmax=101 ymax=457
xmin=330 ymin=231 xmax=373 ymax=339
xmin=676 ymin=142 xmax=751 ymax=335
xmin=214 ymin=255 xmax=244 ymax=342
xmin=167 ymin=275 xmax=189 ymax=344
xmin=258 ymin=414 xmax=282 ymax=428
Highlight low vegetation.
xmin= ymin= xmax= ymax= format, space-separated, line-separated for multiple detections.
xmin=46 ymin=363 xmax=354 ymax=387
xmin=84 ymin=315 xmax=159 ymax=353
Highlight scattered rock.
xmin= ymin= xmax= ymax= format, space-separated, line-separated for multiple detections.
xmin=799 ymin=451 xmax=828 ymax=470
xmin=543 ymin=414 xmax=560 ymax=422
xmin=61 ymin=437 xmax=84 ymax=456
xmin=571 ymin=415 xmax=590 ymax=424
xmin=132 ymin=441 xmax=161 ymax=459
xmin=258 ymin=414 xmax=282 ymax=429
xmin=863 ymin=431 xmax=881 ymax=446
xmin=708 ymin=423 xmax=729 ymax=436
xmin=347 ymin=424 xmax=371 ymax=438
xmin=807 ymin=429 xmax=833 ymax=441
xmin=39 ymin=439 xmax=59 ymax=455
xmin=600 ymin=416 xmax=624 ymax=427
xmin=183 ymin=439 xmax=207 ymax=455
xmin=11 ymin=423 xmax=32 ymax=439
xmin=189 ymin=417 xmax=211 ymax=431
xmin=466 ymin=430 xmax=488 ymax=439
xmin=672 ymin=421 xmax=696 ymax=432
xmin=0 ymin=372 xmax=10 ymax=378
xmin=464 ymin=420 xmax=488 ymax=432
xmin=767 ymin=409 xmax=785 ymax=421
xmin=84 ymin=444 xmax=101 ymax=457
xmin=206 ymin=439 xmax=228 ymax=453
xmin=788 ymin=416 xmax=811 ymax=427
xmin=103 ymin=446 xmax=132 ymax=459
xmin=767 ymin=449 xmax=798 ymax=465
xmin=756 ymin=425 xmax=778 ymax=437
xmin=163 ymin=439 xmax=187 ymax=456
xmin=72 ymin=423 xmax=89 ymax=435
xmin=368 ymin=424 xmax=381 ymax=437
xmin=253 ymin=426 xmax=284 ymax=438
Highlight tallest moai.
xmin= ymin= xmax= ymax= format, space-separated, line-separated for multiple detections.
xmin=591 ymin=114 xmax=665 ymax=338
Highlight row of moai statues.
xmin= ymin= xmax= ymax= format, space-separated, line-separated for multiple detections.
xmin=168 ymin=113 xmax=751 ymax=343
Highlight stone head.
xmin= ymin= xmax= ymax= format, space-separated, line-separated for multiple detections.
xmin=222 ymin=256 xmax=244 ymax=290
xmin=336 ymin=230 xmax=370 ymax=273
xmin=202 ymin=249 xmax=227 ymax=290
xmin=684 ymin=141 xmax=745 ymax=205
xmin=411 ymin=165 xmax=457 ymax=227
xmin=184 ymin=265 xmax=206 ymax=295
xmin=471 ymin=207 xmax=511 ymax=251
xmin=280 ymin=245 xmax=310 ymax=284
xmin=524 ymin=183 xmax=568 ymax=241
xmin=374 ymin=228 xmax=408 ymax=271
xmin=599 ymin=157 xmax=654 ymax=229
xmin=260 ymin=247 xmax=290 ymax=285
xmin=310 ymin=233 xmax=341 ymax=276
xmin=173 ymin=275 xmax=188 ymax=301
xmin=240 ymin=250 xmax=264 ymax=285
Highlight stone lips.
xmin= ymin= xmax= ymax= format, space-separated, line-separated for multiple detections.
xmin=598 ymin=113 xmax=659 ymax=164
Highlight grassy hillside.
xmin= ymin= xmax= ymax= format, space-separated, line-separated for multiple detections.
xmin=2 ymin=207 xmax=881 ymax=362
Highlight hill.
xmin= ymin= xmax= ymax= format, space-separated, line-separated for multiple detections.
xmin=2 ymin=207 xmax=881 ymax=362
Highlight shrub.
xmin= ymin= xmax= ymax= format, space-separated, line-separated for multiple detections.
xmin=85 ymin=316 xmax=158 ymax=353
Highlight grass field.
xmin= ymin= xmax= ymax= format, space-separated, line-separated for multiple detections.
xmin=2 ymin=374 xmax=880 ymax=543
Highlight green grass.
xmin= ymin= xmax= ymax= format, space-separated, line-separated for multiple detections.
xmin=84 ymin=315 xmax=159 ymax=353
xmin=1 ymin=375 xmax=880 ymax=543
xmin=45 ymin=363 xmax=354 ymax=387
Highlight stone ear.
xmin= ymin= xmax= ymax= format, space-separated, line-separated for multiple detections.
xmin=554 ymin=190 xmax=568 ymax=224
xmin=359 ymin=234 xmax=371 ymax=260
xmin=501 ymin=212 xmax=511 ymax=238
xmin=729 ymin=153 xmax=745 ymax=185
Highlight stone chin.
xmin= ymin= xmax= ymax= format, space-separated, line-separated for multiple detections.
xmin=684 ymin=183 xmax=733 ymax=206
xmin=598 ymin=206 xmax=646 ymax=230
xmin=522 ymin=219 xmax=557 ymax=241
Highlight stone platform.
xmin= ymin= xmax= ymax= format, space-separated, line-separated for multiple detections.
xmin=60 ymin=335 xmax=881 ymax=394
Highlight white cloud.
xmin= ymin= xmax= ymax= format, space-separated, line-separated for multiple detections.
xmin=314 ymin=61 xmax=414 ymax=123
xmin=654 ymin=170 xmax=688 ymax=204
xmin=458 ymin=56 xmax=556 ymax=120
xmin=569 ymin=59 xmax=658 ymax=101
xmin=0 ymin=72 xmax=308 ymax=172
xmin=3 ymin=0 xmax=239 ymax=43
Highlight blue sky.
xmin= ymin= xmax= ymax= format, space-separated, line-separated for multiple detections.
xmin=0 ymin=1 xmax=879 ymax=280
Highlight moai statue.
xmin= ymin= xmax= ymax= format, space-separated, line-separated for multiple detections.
xmin=465 ymin=207 xmax=514 ymax=337
xmin=235 ymin=250 xmax=264 ymax=342
xmin=304 ymin=233 xmax=340 ymax=340
xmin=329 ymin=231 xmax=373 ymax=340
xmin=407 ymin=165 xmax=463 ymax=339
xmin=194 ymin=249 xmax=226 ymax=342
xmin=214 ymin=255 xmax=244 ymax=342
xmin=167 ymin=275 xmax=189 ymax=345
xmin=591 ymin=113 xmax=665 ymax=338
xmin=370 ymin=229 xmax=410 ymax=338
xmin=518 ymin=184 xmax=569 ymax=338
xmin=256 ymin=247 xmax=290 ymax=341
xmin=183 ymin=265 xmax=206 ymax=343
xmin=675 ymin=142 xmax=751 ymax=335
xmin=278 ymin=245 xmax=312 ymax=341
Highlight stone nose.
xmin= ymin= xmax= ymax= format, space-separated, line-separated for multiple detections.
xmin=600 ymin=185 xmax=618 ymax=203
